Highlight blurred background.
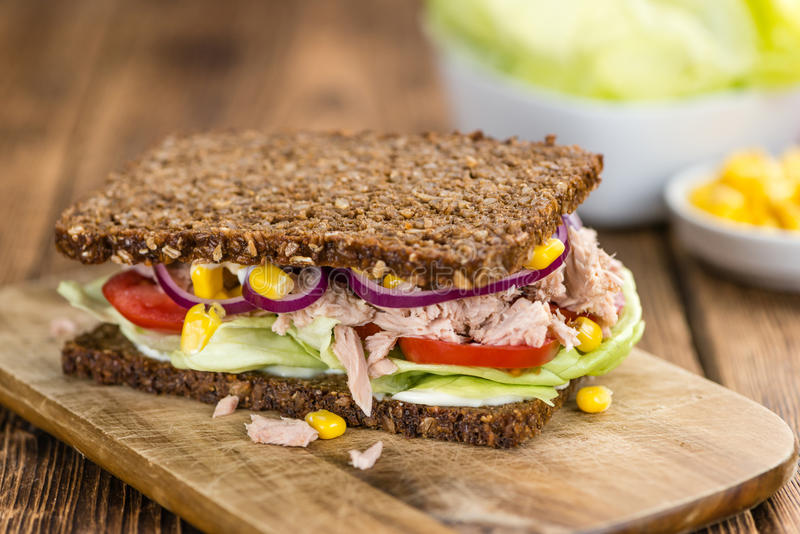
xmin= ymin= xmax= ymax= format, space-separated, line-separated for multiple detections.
xmin=1 ymin=1 xmax=799 ymax=532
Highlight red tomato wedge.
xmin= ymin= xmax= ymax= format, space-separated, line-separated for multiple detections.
xmin=354 ymin=322 xmax=382 ymax=339
xmin=398 ymin=337 xmax=560 ymax=369
xmin=102 ymin=270 xmax=186 ymax=333
xmin=550 ymin=294 xmax=624 ymax=324
xmin=549 ymin=303 xmax=597 ymax=324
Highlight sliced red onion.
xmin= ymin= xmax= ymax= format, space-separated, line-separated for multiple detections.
xmin=614 ymin=291 xmax=626 ymax=312
xmin=154 ymin=264 xmax=256 ymax=315
xmin=346 ymin=223 xmax=571 ymax=308
xmin=242 ymin=266 xmax=328 ymax=313
xmin=564 ymin=211 xmax=583 ymax=229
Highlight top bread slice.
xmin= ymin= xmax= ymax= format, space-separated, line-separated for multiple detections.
xmin=55 ymin=130 xmax=602 ymax=288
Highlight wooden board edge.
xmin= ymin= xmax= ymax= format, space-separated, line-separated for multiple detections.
xmin=0 ymin=365 xmax=452 ymax=534
xmin=589 ymin=353 xmax=800 ymax=534
xmin=1 ymin=269 xmax=796 ymax=534
xmin=0 ymin=368 xmax=265 ymax=534
xmin=599 ymin=440 xmax=798 ymax=534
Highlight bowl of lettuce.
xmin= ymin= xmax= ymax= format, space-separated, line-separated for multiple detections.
xmin=424 ymin=0 xmax=800 ymax=227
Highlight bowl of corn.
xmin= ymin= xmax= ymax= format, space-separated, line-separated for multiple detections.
xmin=665 ymin=147 xmax=800 ymax=291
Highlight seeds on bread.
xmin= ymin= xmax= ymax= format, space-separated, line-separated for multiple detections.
xmin=62 ymin=324 xmax=579 ymax=448
xmin=54 ymin=130 xmax=601 ymax=288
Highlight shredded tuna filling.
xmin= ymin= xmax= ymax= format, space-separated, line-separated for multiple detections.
xmin=349 ymin=441 xmax=384 ymax=470
xmin=212 ymin=394 xmax=239 ymax=418
xmin=272 ymin=226 xmax=623 ymax=368
xmin=245 ymin=415 xmax=319 ymax=447
xmin=332 ymin=325 xmax=374 ymax=416
xmin=174 ymin=226 xmax=623 ymax=417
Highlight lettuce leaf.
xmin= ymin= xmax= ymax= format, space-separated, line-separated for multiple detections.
xmin=391 ymin=375 xmax=560 ymax=407
xmin=59 ymin=266 xmax=644 ymax=405
xmin=372 ymin=267 xmax=644 ymax=403
xmin=57 ymin=279 xmax=337 ymax=372
xmin=169 ymin=315 xmax=326 ymax=372
xmin=58 ymin=278 xmax=181 ymax=357
xmin=426 ymin=0 xmax=800 ymax=100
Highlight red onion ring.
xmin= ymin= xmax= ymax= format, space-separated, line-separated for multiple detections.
xmin=242 ymin=266 xmax=329 ymax=313
xmin=346 ymin=222 xmax=571 ymax=308
xmin=154 ymin=264 xmax=256 ymax=315
xmin=563 ymin=211 xmax=583 ymax=229
xmin=154 ymin=214 xmax=579 ymax=314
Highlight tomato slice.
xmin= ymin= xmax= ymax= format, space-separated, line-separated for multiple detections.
xmin=550 ymin=294 xmax=624 ymax=324
xmin=550 ymin=304 xmax=601 ymax=324
xmin=398 ymin=337 xmax=560 ymax=369
xmin=102 ymin=270 xmax=186 ymax=333
xmin=354 ymin=322 xmax=382 ymax=339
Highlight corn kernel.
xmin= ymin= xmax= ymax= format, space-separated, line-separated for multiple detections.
xmin=524 ymin=238 xmax=566 ymax=270
xmin=690 ymin=183 xmax=748 ymax=222
xmin=719 ymin=150 xmax=781 ymax=200
xmin=181 ymin=303 xmax=225 ymax=354
xmin=382 ymin=273 xmax=405 ymax=289
xmin=765 ymin=178 xmax=797 ymax=204
xmin=249 ymin=263 xmax=294 ymax=300
xmin=213 ymin=290 xmax=230 ymax=300
xmin=573 ymin=316 xmax=603 ymax=353
xmin=576 ymin=385 xmax=613 ymax=413
xmin=304 ymin=409 xmax=346 ymax=439
xmin=773 ymin=201 xmax=800 ymax=230
xmin=690 ymin=146 xmax=800 ymax=232
xmin=781 ymin=148 xmax=800 ymax=185
xmin=190 ymin=264 xmax=225 ymax=299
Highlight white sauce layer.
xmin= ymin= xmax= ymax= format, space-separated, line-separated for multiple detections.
xmin=391 ymin=380 xmax=571 ymax=407
xmin=131 ymin=343 xmax=344 ymax=379
xmin=132 ymin=341 xmax=172 ymax=362
xmin=260 ymin=365 xmax=344 ymax=378
xmin=390 ymin=390 xmax=527 ymax=407
xmin=132 ymin=338 xmax=564 ymax=408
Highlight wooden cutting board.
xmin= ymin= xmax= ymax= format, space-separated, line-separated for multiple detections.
xmin=0 ymin=274 xmax=795 ymax=534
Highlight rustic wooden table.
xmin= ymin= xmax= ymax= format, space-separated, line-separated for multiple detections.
xmin=1 ymin=1 xmax=798 ymax=532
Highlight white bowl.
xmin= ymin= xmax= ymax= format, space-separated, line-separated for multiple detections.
xmin=665 ymin=163 xmax=800 ymax=292
xmin=428 ymin=28 xmax=800 ymax=227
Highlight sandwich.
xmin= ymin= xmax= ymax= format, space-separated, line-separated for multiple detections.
xmin=55 ymin=130 xmax=644 ymax=448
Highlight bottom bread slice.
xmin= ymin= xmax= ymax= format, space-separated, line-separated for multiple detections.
xmin=62 ymin=324 xmax=579 ymax=448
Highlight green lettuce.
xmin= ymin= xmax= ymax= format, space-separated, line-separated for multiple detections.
xmin=392 ymin=375 xmax=560 ymax=405
xmin=372 ymin=267 xmax=644 ymax=404
xmin=58 ymin=278 xmax=181 ymax=357
xmin=426 ymin=0 xmax=800 ymax=101
xmin=59 ymin=266 xmax=644 ymax=405
xmin=57 ymin=279 xmax=340 ymax=373
xmin=169 ymin=315 xmax=327 ymax=372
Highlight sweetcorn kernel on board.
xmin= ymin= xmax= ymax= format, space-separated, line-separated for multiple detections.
xmin=0 ymin=274 xmax=795 ymax=534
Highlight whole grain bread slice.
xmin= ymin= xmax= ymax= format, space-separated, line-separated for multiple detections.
xmin=55 ymin=130 xmax=601 ymax=288
xmin=63 ymin=324 xmax=579 ymax=448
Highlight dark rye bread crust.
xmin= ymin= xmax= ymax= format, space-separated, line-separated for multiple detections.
xmin=54 ymin=130 xmax=602 ymax=288
xmin=62 ymin=324 xmax=579 ymax=448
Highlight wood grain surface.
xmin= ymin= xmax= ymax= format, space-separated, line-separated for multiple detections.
xmin=1 ymin=0 xmax=798 ymax=532
xmin=0 ymin=274 xmax=795 ymax=534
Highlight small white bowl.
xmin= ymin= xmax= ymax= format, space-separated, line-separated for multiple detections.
xmin=665 ymin=163 xmax=800 ymax=292
xmin=426 ymin=25 xmax=800 ymax=227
